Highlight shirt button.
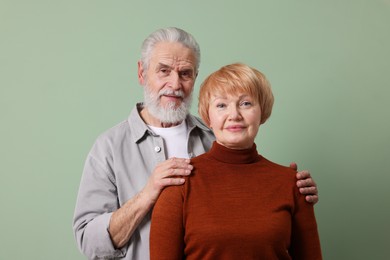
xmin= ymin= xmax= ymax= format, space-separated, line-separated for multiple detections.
xmin=154 ymin=146 xmax=161 ymax=153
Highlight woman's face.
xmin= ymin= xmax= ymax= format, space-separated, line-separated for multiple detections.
xmin=208 ymin=92 xmax=261 ymax=149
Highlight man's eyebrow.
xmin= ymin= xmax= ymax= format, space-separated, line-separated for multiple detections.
xmin=156 ymin=63 xmax=172 ymax=69
xmin=180 ymin=68 xmax=194 ymax=72
xmin=155 ymin=63 xmax=195 ymax=73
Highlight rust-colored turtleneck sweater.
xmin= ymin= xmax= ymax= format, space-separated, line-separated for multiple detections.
xmin=150 ymin=142 xmax=322 ymax=260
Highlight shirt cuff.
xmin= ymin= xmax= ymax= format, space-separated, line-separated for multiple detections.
xmin=83 ymin=212 xmax=127 ymax=259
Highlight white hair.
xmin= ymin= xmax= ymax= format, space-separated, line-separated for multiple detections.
xmin=140 ymin=27 xmax=201 ymax=74
xmin=143 ymin=84 xmax=193 ymax=124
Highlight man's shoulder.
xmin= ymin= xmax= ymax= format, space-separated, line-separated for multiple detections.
xmin=98 ymin=120 xmax=129 ymax=141
xmin=95 ymin=105 xmax=143 ymax=145
xmin=89 ymin=119 xmax=132 ymax=154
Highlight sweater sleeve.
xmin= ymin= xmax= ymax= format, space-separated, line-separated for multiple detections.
xmin=150 ymin=185 xmax=185 ymax=260
xmin=289 ymin=186 xmax=322 ymax=259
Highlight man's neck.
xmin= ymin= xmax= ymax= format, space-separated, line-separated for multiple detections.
xmin=140 ymin=107 xmax=183 ymax=128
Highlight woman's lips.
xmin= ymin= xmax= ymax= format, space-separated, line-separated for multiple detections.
xmin=225 ymin=125 xmax=245 ymax=131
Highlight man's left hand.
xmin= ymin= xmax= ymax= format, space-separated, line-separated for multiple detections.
xmin=290 ymin=162 xmax=319 ymax=204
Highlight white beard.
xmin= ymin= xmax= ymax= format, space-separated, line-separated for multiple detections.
xmin=143 ymin=86 xmax=192 ymax=124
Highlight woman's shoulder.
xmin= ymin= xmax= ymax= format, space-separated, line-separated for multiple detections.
xmin=259 ymin=155 xmax=297 ymax=177
xmin=190 ymin=151 xmax=213 ymax=165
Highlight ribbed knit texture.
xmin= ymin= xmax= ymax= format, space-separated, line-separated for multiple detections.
xmin=150 ymin=141 xmax=322 ymax=260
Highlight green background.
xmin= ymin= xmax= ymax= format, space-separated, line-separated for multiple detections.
xmin=1 ymin=0 xmax=389 ymax=259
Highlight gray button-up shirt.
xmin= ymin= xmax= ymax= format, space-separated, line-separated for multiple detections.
xmin=73 ymin=103 xmax=215 ymax=259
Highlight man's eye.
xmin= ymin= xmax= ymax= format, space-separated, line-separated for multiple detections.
xmin=160 ymin=69 xmax=170 ymax=74
xmin=180 ymin=71 xmax=193 ymax=79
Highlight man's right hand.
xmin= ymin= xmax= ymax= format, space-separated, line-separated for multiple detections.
xmin=143 ymin=157 xmax=193 ymax=204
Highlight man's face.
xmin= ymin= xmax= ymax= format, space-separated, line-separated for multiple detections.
xmin=138 ymin=42 xmax=197 ymax=124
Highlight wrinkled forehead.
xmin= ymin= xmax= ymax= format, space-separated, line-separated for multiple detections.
xmin=151 ymin=42 xmax=197 ymax=68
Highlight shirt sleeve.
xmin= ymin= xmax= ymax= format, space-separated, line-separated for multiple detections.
xmin=72 ymin=151 xmax=127 ymax=259
xmin=289 ymin=186 xmax=322 ymax=259
xmin=150 ymin=185 xmax=185 ymax=260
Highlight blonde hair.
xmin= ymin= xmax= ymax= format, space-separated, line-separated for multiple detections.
xmin=198 ymin=63 xmax=274 ymax=126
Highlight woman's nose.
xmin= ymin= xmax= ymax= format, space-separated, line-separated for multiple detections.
xmin=228 ymin=106 xmax=242 ymax=120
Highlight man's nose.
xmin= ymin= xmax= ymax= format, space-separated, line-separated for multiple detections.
xmin=169 ymin=72 xmax=181 ymax=90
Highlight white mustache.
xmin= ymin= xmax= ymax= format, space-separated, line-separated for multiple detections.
xmin=158 ymin=89 xmax=184 ymax=98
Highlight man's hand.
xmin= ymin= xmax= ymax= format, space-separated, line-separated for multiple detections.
xmin=109 ymin=157 xmax=193 ymax=248
xmin=290 ymin=162 xmax=319 ymax=204
xmin=143 ymin=157 xmax=193 ymax=204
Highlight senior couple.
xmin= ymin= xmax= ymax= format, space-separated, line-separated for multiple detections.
xmin=73 ymin=27 xmax=322 ymax=259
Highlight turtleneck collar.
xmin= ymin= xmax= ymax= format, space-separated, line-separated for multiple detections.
xmin=208 ymin=141 xmax=260 ymax=164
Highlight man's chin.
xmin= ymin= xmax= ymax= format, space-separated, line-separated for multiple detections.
xmin=160 ymin=101 xmax=183 ymax=110
xmin=147 ymin=105 xmax=188 ymax=123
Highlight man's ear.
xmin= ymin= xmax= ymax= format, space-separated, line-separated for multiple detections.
xmin=138 ymin=61 xmax=145 ymax=85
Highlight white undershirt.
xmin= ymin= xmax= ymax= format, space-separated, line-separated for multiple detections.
xmin=149 ymin=121 xmax=189 ymax=159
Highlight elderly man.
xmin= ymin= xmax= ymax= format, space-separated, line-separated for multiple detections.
xmin=73 ymin=27 xmax=318 ymax=260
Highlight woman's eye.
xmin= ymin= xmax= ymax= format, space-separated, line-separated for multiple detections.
xmin=216 ymin=103 xmax=226 ymax=108
xmin=241 ymin=101 xmax=252 ymax=107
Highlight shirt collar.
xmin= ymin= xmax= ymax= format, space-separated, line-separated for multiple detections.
xmin=128 ymin=103 xmax=151 ymax=143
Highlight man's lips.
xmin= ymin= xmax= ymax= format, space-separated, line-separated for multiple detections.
xmin=161 ymin=94 xmax=183 ymax=102
xmin=163 ymin=94 xmax=182 ymax=98
xmin=159 ymin=89 xmax=184 ymax=101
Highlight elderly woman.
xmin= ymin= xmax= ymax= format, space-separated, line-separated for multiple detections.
xmin=150 ymin=63 xmax=322 ymax=259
